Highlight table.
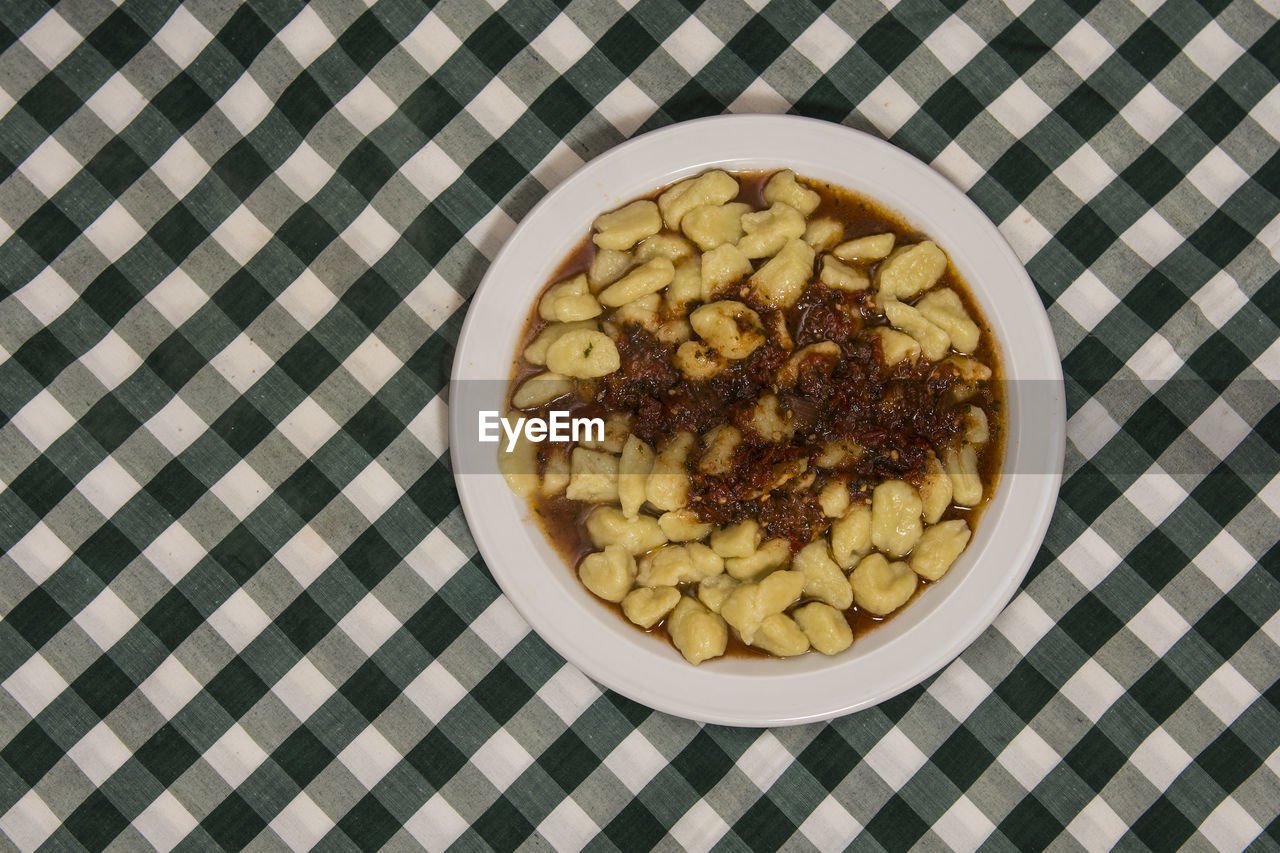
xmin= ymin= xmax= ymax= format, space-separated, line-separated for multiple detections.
xmin=0 ymin=0 xmax=1276 ymax=850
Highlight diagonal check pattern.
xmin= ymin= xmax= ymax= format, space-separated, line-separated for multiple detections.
xmin=0 ymin=0 xmax=1277 ymax=850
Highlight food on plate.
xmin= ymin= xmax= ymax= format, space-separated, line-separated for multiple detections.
xmin=501 ymin=169 xmax=1003 ymax=665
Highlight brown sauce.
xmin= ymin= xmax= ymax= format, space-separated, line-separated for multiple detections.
xmin=508 ymin=170 xmax=1005 ymax=661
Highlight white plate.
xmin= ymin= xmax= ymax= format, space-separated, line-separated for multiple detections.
xmin=449 ymin=115 xmax=1064 ymax=727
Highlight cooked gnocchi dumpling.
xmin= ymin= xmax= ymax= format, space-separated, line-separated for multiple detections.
xmin=710 ymin=520 xmax=761 ymax=559
xmin=585 ymin=506 xmax=667 ymax=554
xmin=588 ymin=247 xmax=632 ymax=291
xmin=831 ymin=503 xmax=872 ymax=569
xmin=524 ymin=320 xmax=598 ymax=365
xmin=738 ymin=203 xmax=807 ymax=259
xmin=593 ymin=200 xmax=661 ymax=251
xmin=682 ymin=202 xmax=750 ymax=250
xmin=646 ymin=432 xmax=695 ymax=511
xmin=750 ymin=237 xmax=815 ymax=308
xmin=673 ymin=340 xmax=726 ymax=380
xmin=752 ymin=613 xmax=810 ymax=657
xmin=598 ymin=257 xmax=675 ymax=308
xmin=618 ymin=434 xmax=654 ymax=519
xmin=690 ymin=300 xmax=764 ymax=360
xmin=720 ymin=569 xmax=805 ymax=645
xmin=724 ymin=538 xmax=790 ymax=581
xmin=566 ymin=447 xmax=619 ymax=503
xmin=635 ymin=542 xmax=723 ymax=587
xmin=792 ymin=540 xmax=853 ymax=610
xmin=882 ymin=298 xmax=950 ymax=362
xmin=870 ymin=480 xmax=923 ymax=558
xmin=876 ymin=240 xmax=947 ymax=300
xmin=658 ymin=170 xmax=738 ymax=229
xmin=763 ymin=170 xmax=821 ymax=216
xmin=834 ymin=232 xmax=895 ymax=261
xmin=804 ymin=218 xmax=843 ymax=252
xmin=943 ymin=444 xmax=983 ymax=507
xmin=512 ymin=372 xmax=571 ymax=408
xmin=910 ymin=519 xmax=971 ymax=581
xmin=792 ymin=602 xmax=853 ymax=655
xmin=850 ymin=553 xmax=917 ymax=615
xmin=700 ymin=243 xmax=753 ymax=302
xmin=545 ymin=330 xmax=620 ymax=378
xmin=578 ymin=545 xmax=636 ymax=602
xmin=666 ymin=597 xmax=729 ymax=665
xmin=539 ymin=274 xmax=601 ymax=322
xmin=622 ymin=586 xmax=680 ymax=628
xmin=659 ymin=509 xmax=714 ymax=542
xmin=820 ymin=255 xmax=870 ymax=292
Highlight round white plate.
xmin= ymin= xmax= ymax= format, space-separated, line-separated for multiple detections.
xmin=449 ymin=115 xmax=1065 ymax=727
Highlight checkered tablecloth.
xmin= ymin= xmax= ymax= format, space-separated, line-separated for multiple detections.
xmin=0 ymin=0 xmax=1276 ymax=850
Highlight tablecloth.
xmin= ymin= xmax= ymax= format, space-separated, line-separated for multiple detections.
xmin=0 ymin=0 xmax=1277 ymax=850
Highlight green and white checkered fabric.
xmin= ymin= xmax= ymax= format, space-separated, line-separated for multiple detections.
xmin=0 ymin=0 xmax=1276 ymax=849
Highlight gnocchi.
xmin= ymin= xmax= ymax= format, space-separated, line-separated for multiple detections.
xmin=682 ymin=202 xmax=750 ymax=250
xmin=820 ymin=255 xmax=870 ymax=292
xmin=622 ymin=586 xmax=680 ymax=628
xmin=910 ymin=519 xmax=971 ymax=581
xmin=943 ymin=445 xmax=983 ymax=506
xmin=545 ymin=330 xmax=620 ymax=378
xmin=724 ymin=538 xmax=790 ymax=581
xmin=636 ymin=542 xmax=723 ymax=586
xmin=792 ymin=602 xmax=853 ymax=655
xmin=618 ymin=434 xmax=654 ymax=519
xmin=916 ymin=288 xmax=980 ymax=354
xmin=831 ymin=503 xmax=872 ymax=569
xmin=763 ymin=170 xmax=821 ymax=216
xmin=524 ymin=320 xmax=598 ymax=365
xmin=738 ymin=203 xmax=807 ymax=259
xmin=512 ymin=372 xmax=571 ymax=408
xmin=720 ymin=569 xmax=805 ymax=645
xmin=803 ymin=217 xmax=844 ymax=251
xmin=850 ymin=553 xmax=917 ymax=616
xmin=578 ymin=545 xmax=636 ymax=602
xmin=689 ymin=300 xmax=765 ymax=360
xmin=541 ymin=446 xmax=570 ymax=497
xmin=700 ymin=243 xmax=753 ymax=302
xmin=666 ymin=597 xmax=729 ymax=665
xmin=882 ymin=298 xmax=951 ymax=362
xmin=752 ymin=613 xmax=810 ymax=657
xmin=658 ymin=170 xmax=739 ymax=229
xmin=598 ymin=257 xmax=676 ymax=308
xmin=792 ymin=540 xmax=853 ymax=610
xmin=697 ymin=574 xmax=738 ymax=614
xmin=585 ymin=506 xmax=667 ymax=554
xmin=646 ymin=432 xmax=695 ymax=511
xmin=506 ymin=168 xmax=1003 ymax=666
xmin=588 ymin=247 xmax=632 ymax=291
xmin=710 ymin=520 xmax=761 ymax=559
xmin=497 ymin=421 xmax=537 ymax=498
xmin=673 ymin=340 xmax=726 ymax=380
xmin=876 ymin=240 xmax=947 ymax=300
xmin=539 ymin=274 xmax=601 ymax=322
xmin=834 ymin=232 xmax=895 ymax=261
xmin=659 ymin=509 xmax=714 ymax=542
xmin=870 ymin=480 xmax=923 ymax=558
xmin=566 ymin=447 xmax=619 ymax=503
xmin=750 ymin=237 xmax=815 ymax=308
xmin=593 ymin=200 xmax=661 ymax=250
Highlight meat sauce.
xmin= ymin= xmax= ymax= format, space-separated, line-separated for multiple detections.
xmin=510 ymin=172 xmax=1004 ymax=657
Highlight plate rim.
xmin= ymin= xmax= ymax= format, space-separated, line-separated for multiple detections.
xmin=449 ymin=114 xmax=1065 ymax=726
